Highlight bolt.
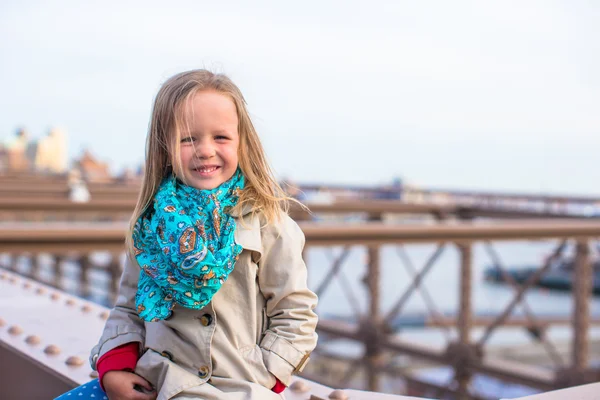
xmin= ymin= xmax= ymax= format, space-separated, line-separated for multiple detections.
xmin=8 ymin=325 xmax=23 ymax=335
xmin=65 ymin=356 xmax=84 ymax=367
xmin=44 ymin=345 xmax=61 ymax=355
xmin=329 ymin=390 xmax=349 ymax=400
xmin=290 ymin=380 xmax=311 ymax=393
xmin=25 ymin=335 xmax=41 ymax=345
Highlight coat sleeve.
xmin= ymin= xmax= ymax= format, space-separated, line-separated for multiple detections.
xmin=257 ymin=214 xmax=318 ymax=386
xmin=89 ymin=256 xmax=146 ymax=370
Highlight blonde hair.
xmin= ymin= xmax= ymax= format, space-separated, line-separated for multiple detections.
xmin=126 ymin=69 xmax=296 ymax=259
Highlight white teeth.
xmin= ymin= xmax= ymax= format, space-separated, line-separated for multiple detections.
xmin=197 ymin=167 xmax=217 ymax=173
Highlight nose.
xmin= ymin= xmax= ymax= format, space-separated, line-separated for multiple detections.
xmin=195 ymin=139 xmax=215 ymax=160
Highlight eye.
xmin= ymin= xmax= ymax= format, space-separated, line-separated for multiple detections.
xmin=215 ymin=135 xmax=229 ymax=141
xmin=181 ymin=136 xmax=195 ymax=144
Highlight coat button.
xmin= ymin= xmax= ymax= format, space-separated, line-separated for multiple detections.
xmin=200 ymin=313 xmax=213 ymax=326
xmin=198 ymin=366 xmax=210 ymax=378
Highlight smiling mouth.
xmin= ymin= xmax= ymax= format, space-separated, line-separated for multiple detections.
xmin=192 ymin=166 xmax=220 ymax=175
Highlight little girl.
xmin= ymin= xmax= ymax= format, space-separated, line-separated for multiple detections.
xmin=56 ymin=70 xmax=318 ymax=400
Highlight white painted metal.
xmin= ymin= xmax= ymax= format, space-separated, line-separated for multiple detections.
xmin=0 ymin=269 xmax=105 ymax=386
xmin=502 ymin=382 xmax=600 ymax=400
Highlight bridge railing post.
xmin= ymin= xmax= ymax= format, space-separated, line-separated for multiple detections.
xmin=51 ymin=255 xmax=63 ymax=288
xmin=572 ymin=239 xmax=591 ymax=373
xmin=362 ymin=211 xmax=384 ymax=392
xmin=365 ymin=243 xmax=382 ymax=392
xmin=79 ymin=254 xmax=91 ymax=299
xmin=108 ymin=253 xmax=122 ymax=305
xmin=456 ymin=241 xmax=473 ymax=398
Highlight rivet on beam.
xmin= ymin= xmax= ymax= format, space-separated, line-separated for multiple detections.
xmin=89 ymin=370 xmax=99 ymax=379
xmin=0 ymin=273 xmax=6 ymax=280
xmin=8 ymin=277 xmax=17 ymax=284
xmin=23 ymin=282 xmax=32 ymax=289
xmin=66 ymin=299 xmax=76 ymax=306
xmin=66 ymin=356 xmax=84 ymax=367
xmin=50 ymin=293 xmax=60 ymax=301
xmin=329 ymin=390 xmax=349 ymax=400
xmin=99 ymin=311 xmax=109 ymax=320
xmin=81 ymin=305 xmax=92 ymax=313
xmin=25 ymin=335 xmax=41 ymax=345
xmin=8 ymin=325 xmax=23 ymax=335
xmin=290 ymin=380 xmax=311 ymax=393
xmin=35 ymin=287 xmax=46 ymax=295
xmin=0 ymin=318 xmax=5 ymax=327
xmin=44 ymin=345 xmax=61 ymax=355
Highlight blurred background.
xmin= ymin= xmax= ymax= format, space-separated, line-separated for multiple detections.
xmin=1 ymin=0 xmax=598 ymax=192
xmin=1 ymin=1 xmax=600 ymax=399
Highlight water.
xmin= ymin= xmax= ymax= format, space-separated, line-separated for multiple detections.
xmin=305 ymin=240 xmax=600 ymax=347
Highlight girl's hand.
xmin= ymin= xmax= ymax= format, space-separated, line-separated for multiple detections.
xmin=102 ymin=370 xmax=157 ymax=400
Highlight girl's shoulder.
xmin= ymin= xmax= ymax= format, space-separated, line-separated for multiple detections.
xmin=255 ymin=210 xmax=304 ymax=243
xmin=234 ymin=209 xmax=303 ymax=252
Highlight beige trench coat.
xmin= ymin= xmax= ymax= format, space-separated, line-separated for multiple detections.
xmin=89 ymin=210 xmax=318 ymax=400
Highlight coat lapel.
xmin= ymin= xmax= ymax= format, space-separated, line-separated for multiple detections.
xmin=234 ymin=212 xmax=262 ymax=262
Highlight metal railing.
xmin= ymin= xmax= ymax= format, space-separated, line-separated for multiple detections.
xmin=2 ymin=219 xmax=600 ymax=398
xmin=2 ymin=197 xmax=595 ymax=224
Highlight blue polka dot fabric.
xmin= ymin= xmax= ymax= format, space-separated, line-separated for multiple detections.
xmin=54 ymin=379 xmax=107 ymax=400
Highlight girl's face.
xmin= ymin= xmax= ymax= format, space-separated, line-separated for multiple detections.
xmin=174 ymin=90 xmax=240 ymax=190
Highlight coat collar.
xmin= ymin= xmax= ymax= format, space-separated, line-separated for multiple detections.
xmin=233 ymin=211 xmax=262 ymax=260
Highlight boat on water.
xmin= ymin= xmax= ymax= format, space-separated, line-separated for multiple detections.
xmin=484 ymin=257 xmax=600 ymax=295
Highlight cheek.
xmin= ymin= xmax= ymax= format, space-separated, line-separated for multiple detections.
xmin=228 ymin=151 xmax=239 ymax=166
xmin=222 ymin=144 xmax=239 ymax=162
xmin=178 ymin=147 xmax=193 ymax=162
xmin=173 ymin=149 xmax=193 ymax=175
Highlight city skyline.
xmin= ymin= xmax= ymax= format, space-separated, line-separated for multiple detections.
xmin=1 ymin=1 xmax=598 ymax=194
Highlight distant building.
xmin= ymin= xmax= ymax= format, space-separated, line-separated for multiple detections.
xmin=73 ymin=149 xmax=112 ymax=182
xmin=4 ymin=128 xmax=31 ymax=172
xmin=1 ymin=127 xmax=68 ymax=174
xmin=116 ymin=166 xmax=143 ymax=184
xmin=33 ymin=128 xmax=68 ymax=173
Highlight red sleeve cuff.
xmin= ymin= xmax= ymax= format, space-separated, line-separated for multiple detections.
xmin=97 ymin=342 xmax=139 ymax=390
xmin=271 ymin=378 xmax=287 ymax=394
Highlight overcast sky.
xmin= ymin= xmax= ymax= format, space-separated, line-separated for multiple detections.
xmin=1 ymin=1 xmax=598 ymax=194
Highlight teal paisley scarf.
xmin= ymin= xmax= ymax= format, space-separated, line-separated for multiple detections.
xmin=133 ymin=169 xmax=245 ymax=322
